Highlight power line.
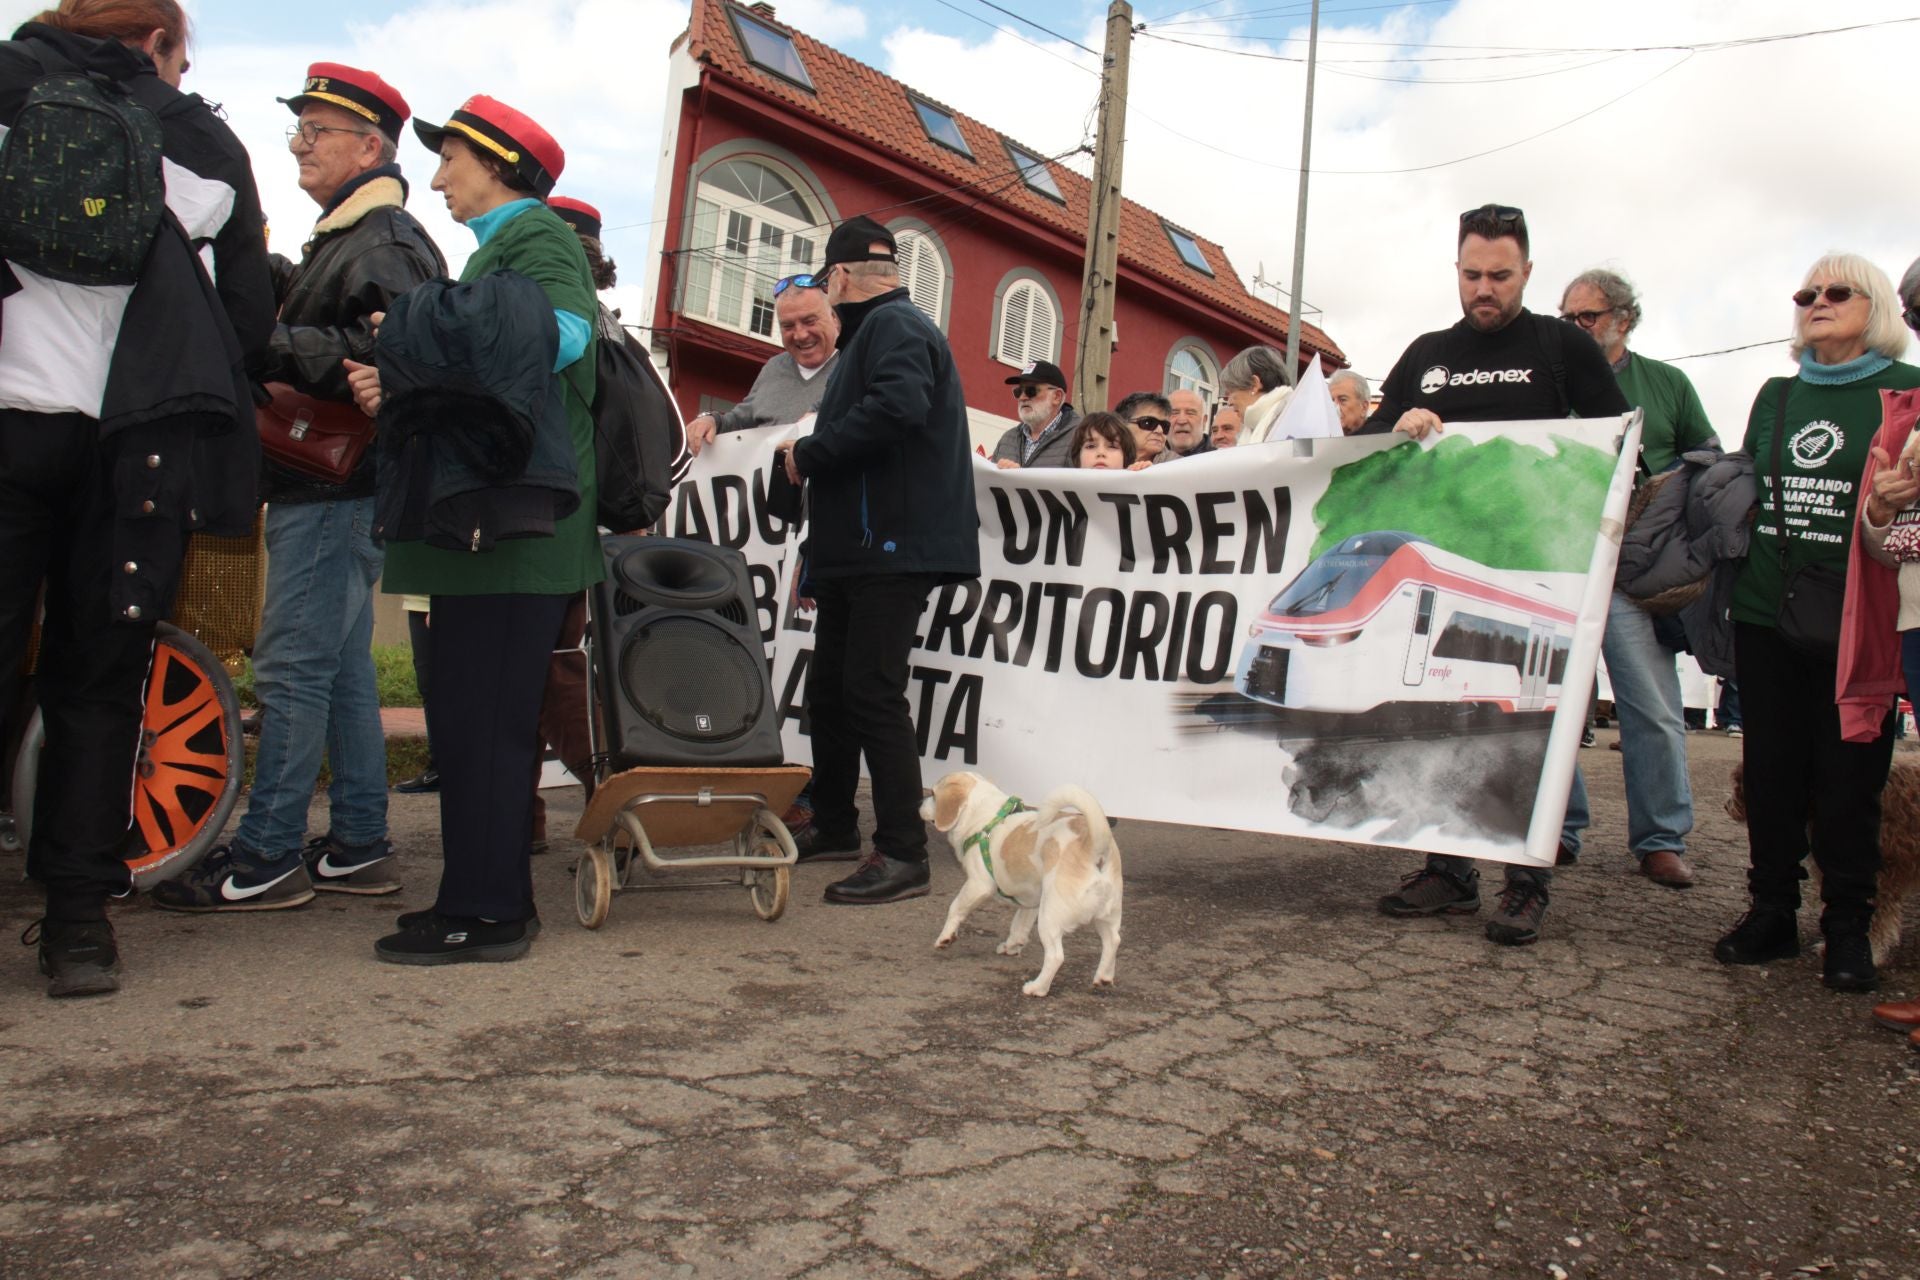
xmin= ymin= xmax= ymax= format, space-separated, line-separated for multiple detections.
xmin=1656 ymin=338 xmax=1789 ymax=363
xmin=958 ymin=0 xmax=1104 ymax=58
xmin=924 ymin=0 xmax=1102 ymax=75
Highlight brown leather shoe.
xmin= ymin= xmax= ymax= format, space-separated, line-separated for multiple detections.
xmin=1639 ymin=850 xmax=1695 ymax=889
xmin=1873 ymin=997 xmax=1920 ymax=1031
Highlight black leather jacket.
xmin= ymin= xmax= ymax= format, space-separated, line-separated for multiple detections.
xmin=253 ymin=165 xmax=446 ymax=504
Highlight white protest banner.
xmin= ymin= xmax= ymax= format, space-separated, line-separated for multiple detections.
xmin=683 ymin=414 xmax=1642 ymax=867
xmin=665 ymin=420 xmax=807 ymax=646
xmin=1270 ymin=354 xmax=1343 ymax=441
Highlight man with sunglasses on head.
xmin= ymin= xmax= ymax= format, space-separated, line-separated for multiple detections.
xmin=686 ymin=272 xmax=840 ymax=454
xmin=990 ymin=360 xmax=1077 ymax=469
xmin=1367 ymin=204 xmax=1629 ymax=948
xmin=1559 ymin=268 xmax=1716 ymax=893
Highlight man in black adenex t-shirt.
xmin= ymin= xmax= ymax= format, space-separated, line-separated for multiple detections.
xmin=1369 ymin=204 xmax=1629 ymax=948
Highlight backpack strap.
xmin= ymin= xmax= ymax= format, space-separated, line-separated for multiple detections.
xmin=1767 ymin=377 xmax=1792 ymax=570
xmin=1539 ymin=312 xmax=1571 ymax=418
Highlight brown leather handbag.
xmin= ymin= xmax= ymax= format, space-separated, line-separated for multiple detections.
xmin=256 ymin=382 xmax=374 ymax=484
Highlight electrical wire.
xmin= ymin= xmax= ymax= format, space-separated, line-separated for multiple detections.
xmin=923 ymin=0 xmax=1102 ymax=76
xmin=1656 ymin=338 xmax=1790 ymax=363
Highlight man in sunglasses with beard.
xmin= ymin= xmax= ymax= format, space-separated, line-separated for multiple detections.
xmin=1367 ymin=204 xmax=1629 ymax=949
xmin=686 ymin=272 xmax=841 ymax=453
xmin=990 ymin=360 xmax=1078 ymax=468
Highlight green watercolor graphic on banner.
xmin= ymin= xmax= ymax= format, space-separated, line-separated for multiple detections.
xmin=1311 ymin=434 xmax=1614 ymax=572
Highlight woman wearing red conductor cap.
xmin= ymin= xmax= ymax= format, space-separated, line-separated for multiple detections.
xmin=345 ymin=95 xmax=600 ymax=966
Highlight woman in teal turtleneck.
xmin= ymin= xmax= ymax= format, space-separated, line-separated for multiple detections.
xmin=346 ymin=96 xmax=599 ymax=966
xmin=1714 ymin=253 xmax=1920 ymax=992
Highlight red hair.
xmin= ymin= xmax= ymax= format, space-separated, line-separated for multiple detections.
xmin=31 ymin=0 xmax=190 ymax=56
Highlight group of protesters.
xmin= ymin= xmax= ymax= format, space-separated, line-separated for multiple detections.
xmin=6 ymin=1 xmax=1920 ymax=1059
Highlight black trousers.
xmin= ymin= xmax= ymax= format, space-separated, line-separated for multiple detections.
xmin=1734 ymin=621 xmax=1894 ymax=926
xmin=806 ymin=573 xmax=938 ymax=862
xmin=406 ymin=607 xmax=435 ymax=768
xmin=0 ymin=411 xmax=162 ymax=917
xmin=428 ymin=591 xmax=570 ymax=921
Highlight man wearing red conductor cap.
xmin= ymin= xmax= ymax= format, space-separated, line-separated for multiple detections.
xmin=155 ymin=62 xmax=447 ymax=915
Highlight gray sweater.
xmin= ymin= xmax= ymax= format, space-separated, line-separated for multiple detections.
xmin=714 ymin=350 xmax=840 ymax=432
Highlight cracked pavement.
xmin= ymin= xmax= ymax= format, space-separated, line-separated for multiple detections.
xmin=3 ymin=730 xmax=1918 ymax=1278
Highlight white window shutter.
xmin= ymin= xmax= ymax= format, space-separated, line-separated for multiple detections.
xmin=999 ymin=284 xmax=1030 ymax=364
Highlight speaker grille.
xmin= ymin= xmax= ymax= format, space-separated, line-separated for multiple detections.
xmin=614 ymin=589 xmax=748 ymax=627
xmin=618 ymin=616 xmax=765 ymax=743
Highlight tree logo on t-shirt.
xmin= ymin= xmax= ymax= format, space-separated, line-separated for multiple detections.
xmin=1420 ymin=365 xmax=1449 ymax=395
xmin=1787 ymin=420 xmax=1844 ymax=469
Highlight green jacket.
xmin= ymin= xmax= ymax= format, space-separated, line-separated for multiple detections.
xmin=381 ymin=204 xmax=602 ymax=597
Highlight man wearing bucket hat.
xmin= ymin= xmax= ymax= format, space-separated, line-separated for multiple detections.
xmin=155 ymin=62 xmax=445 ymax=916
xmin=775 ymin=215 xmax=980 ymax=904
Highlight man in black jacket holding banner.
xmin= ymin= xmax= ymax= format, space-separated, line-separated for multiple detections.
xmin=778 ymin=216 xmax=980 ymax=904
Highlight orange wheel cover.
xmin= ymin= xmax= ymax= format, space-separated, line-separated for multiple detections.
xmin=127 ymin=643 xmax=231 ymax=869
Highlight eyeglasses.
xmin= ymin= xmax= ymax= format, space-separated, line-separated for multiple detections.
xmin=1793 ymin=284 xmax=1864 ymax=308
xmin=1560 ymin=307 xmax=1615 ymax=329
xmin=1460 ymin=203 xmax=1525 ymax=227
xmin=1130 ymin=416 xmax=1170 ymax=432
xmin=1905 ymin=303 xmax=1920 ymax=334
xmin=1012 ymin=385 xmax=1051 ymax=399
xmin=773 ymin=274 xmax=821 ymax=297
xmin=286 ymin=122 xmax=372 ymax=147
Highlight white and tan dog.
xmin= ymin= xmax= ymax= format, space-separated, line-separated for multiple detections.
xmin=921 ymin=771 xmax=1123 ymax=997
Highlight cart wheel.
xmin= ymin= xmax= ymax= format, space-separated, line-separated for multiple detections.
xmin=749 ymin=866 xmax=790 ymax=921
xmin=575 ymin=843 xmax=613 ymax=929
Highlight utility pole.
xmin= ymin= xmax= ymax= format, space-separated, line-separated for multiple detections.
xmin=1282 ymin=0 xmax=1320 ymax=380
xmin=1073 ymin=0 xmax=1132 ymax=415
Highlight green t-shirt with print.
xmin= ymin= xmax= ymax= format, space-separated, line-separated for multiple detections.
xmin=1731 ymin=362 xmax=1920 ymax=625
xmin=1615 ymin=351 xmax=1715 ymax=474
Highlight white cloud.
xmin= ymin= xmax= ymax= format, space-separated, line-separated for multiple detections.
xmin=877 ymin=0 xmax=1920 ymax=441
xmin=770 ymin=0 xmax=867 ymax=45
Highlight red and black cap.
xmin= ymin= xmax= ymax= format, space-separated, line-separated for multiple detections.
xmin=548 ymin=196 xmax=601 ymax=241
xmin=414 ymin=95 xmax=565 ymax=198
xmin=279 ymin=63 xmax=410 ymax=144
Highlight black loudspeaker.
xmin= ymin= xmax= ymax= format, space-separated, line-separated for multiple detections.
xmin=591 ymin=536 xmax=785 ymax=768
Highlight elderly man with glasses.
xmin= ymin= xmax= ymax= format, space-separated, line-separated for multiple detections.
xmin=687 ymin=272 xmax=842 ymax=453
xmin=990 ymin=360 xmax=1078 ymax=468
xmin=1559 ymin=267 xmax=1718 ymax=893
xmin=155 ymin=63 xmax=445 ymax=913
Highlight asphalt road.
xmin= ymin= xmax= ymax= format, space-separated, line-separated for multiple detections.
xmin=2 ymin=729 xmax=1916 ymax=1279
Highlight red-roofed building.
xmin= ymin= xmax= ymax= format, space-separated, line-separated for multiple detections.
xmin=641 ymin=0 xmax=1345 ymax=444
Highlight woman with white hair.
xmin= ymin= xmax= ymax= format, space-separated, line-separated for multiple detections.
xmin=1219 ymin=345 xmax=1294 ymax=444
xmin=1715 ymin=253 xmax=1920 ymax=994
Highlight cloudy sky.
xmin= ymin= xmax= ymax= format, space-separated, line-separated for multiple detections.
xmin=110 ymin=0 xmax=1920 ymax=442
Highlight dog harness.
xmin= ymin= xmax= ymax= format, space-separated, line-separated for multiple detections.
xmin=965 ymin=796 xmax=1027 ymax=903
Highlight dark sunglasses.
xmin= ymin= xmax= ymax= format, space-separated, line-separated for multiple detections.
xmin=1905 ymin=303 xmax=1920 ymax=333
xmin=1130 ymin=416 xmax=1170 ymax=432
xmin=1012 ymin=384 xmax=1053 ymax=399
xmin=1560 ymin=307 xmax=1614 ymax=328
xmin=773 ymin=273 xmax=822 ymax=297
xmin=1793 ymin=284 xmax=1862 ymax=308
xmin=1460 ymin=203 xmax=1524 ymax=226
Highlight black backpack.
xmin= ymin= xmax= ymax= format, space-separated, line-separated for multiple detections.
xmin=591 ymin=324 xmax=690 ymax=532
xmin=0 ymin=43 xmax=167 ymax=286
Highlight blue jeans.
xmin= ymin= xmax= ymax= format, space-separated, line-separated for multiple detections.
xmin=1601 ymin=589 xmax=1693 ymax=858
xmin=1429 ymin=765 xmax=1587 ymax=890
xmin=234 ymin=498 xmax=387 ymax=859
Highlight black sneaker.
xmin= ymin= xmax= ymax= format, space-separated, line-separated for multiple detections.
xmin=150 ymin=843 xmax=315 ymax=912
xmin=1714 ymin=903 xmax=1799 ymax=965
xmin=304 ymin=833 xmax=400 ymax=895
xmin=394 ymin=768 xmax=440 ymax=794
xmin=23 ymin=918 xmax=120 ymax=998
xmin=1485 ymin=879 xmax=1549 ymax=946
xmin=1378 ymin=866 xmax=1480 ymax=917
xmin=1823 ymin=929 xmax=1879 ymax=992
xmin=375 ymin=912 xmax=534 ymax=965
xmin=824 ymin=851 xmax=930 ymax=904
xmin=792 ymin=827 xmax=862 ymax=863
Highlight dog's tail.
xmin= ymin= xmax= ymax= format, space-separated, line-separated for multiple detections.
xmin=1035 ymin=786 xmax=1117 ymax=871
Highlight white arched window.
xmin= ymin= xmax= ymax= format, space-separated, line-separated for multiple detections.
xmin=1167 ymin=345 xmax=1219 ymax=401
xmin=995 ymin=278 xmax=1058 ymax=369
xmin=682 ymin=158 xmax=824 ymax=341
xmin=895 ymin=228 xmax=947 ymax=329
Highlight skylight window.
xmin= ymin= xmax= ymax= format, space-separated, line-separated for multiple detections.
xmin=1164 ymin=222 xmax=1213 ymax=276
xmin=1003 ymin=141 xmax=1063 ymax=202
xmin=731 ymin=8 xmax=813 ymax=90
xmin=910 ymin=97 xmax=973 ymax=159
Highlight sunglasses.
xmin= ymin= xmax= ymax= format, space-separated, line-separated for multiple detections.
xmin=1905 ymin=303 xmax=1920 ymax=333
xmin=1130 ymin=416 xmax=1170 ymax=432
xmin=1560 ymin=308 xmax=1614 ymax=328
xmin=1793 ymin=284 xmax=1863 ymax=308
xmin=1012 ymin=384 xmax=1054 ymax=399
xmin=773 ymin=273 xmax=822 ymax=297
xmin=1460 ymin=203 xmax=1524 ymax=226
